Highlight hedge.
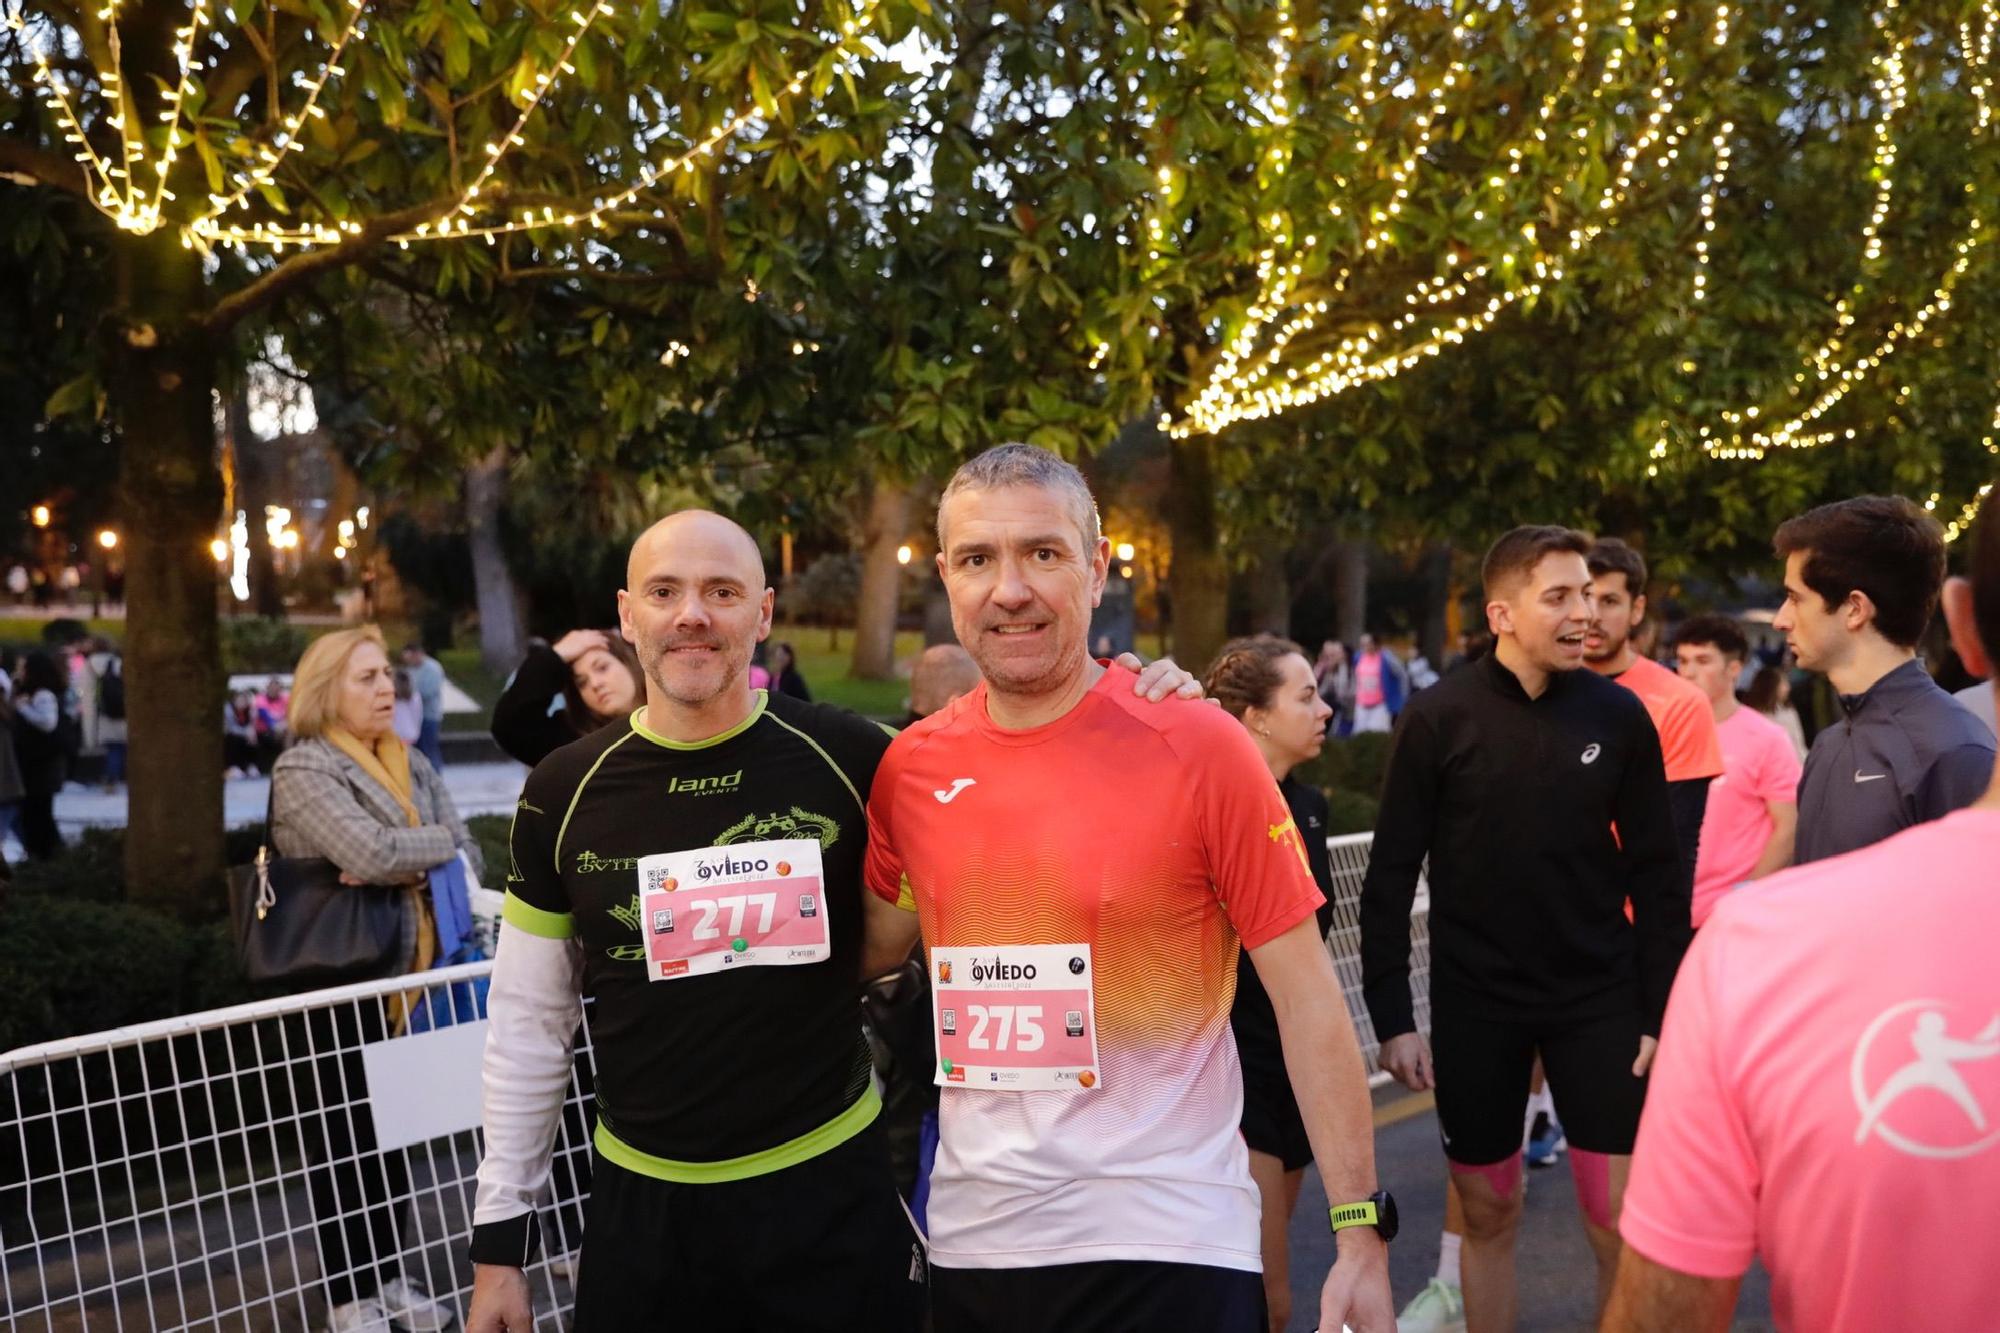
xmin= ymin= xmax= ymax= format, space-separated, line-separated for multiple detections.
xmin=0 ymin=819 xmax=525 ymax=1054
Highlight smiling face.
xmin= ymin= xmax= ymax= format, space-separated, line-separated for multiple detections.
xmin=336 ymin=641 xmax=398 ymax=741
xmin=1585 ymin=571 xmax=1645 ymax=666
xmin=1245 ymin=652 xmax=1334 ymax=771
xmin=573 ymin=645 xmax=640 ymax=720
xmin=617 ymin=512 xmax=773 ymax=710
xmin=1490 ymin=551 xmax=1595 ymax=675
xmin=937 ymin=483 xmax=1109 ymax=700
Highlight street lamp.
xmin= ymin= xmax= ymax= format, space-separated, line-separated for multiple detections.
xmin=211 ymin=539 xmax=231 ymax=562
xmin=897 ymin=544 xmax=913 ymax=565
xmin=1116 ymin=542 xmax=1136 ymax=561
xmin=31 ymin=504 xmax=51 ymax=528
xmin=97 ymin=529 xmax=118 ymax=550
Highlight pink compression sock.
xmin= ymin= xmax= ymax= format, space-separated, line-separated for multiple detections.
xmin=1572 ymin=1149 xmax=1613 ymax=1228
xmin=1448 ymin=1154 xmax=1523 ymax=1200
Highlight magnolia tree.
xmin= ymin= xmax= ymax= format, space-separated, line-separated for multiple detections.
xmin=0 ymin=0 xmax=913 ymax=911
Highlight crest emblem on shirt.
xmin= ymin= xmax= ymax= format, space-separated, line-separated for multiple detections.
xmin=1266 ymin=814 xmax=1311 ymax=873
xmin=715 ymin=807 xmax=840 ymax=849
xmin=1851 ymin=999 xmax=2000 ymax=1160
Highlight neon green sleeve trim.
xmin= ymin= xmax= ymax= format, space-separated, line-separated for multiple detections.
xmin=502 ymin=890 xmax=575 ymax=940
xmin=593 ymin=1084 xmax=881 ymax=1184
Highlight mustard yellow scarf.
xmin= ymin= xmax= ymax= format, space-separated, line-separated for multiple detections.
xmin=327 ymin=727 xmax=438 ymax=1023
xmin=325 ymin=727 xmax=420 ymax=828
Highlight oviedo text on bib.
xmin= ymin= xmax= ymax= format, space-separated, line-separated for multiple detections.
xmin=638 ymin=838 xmax=829 ymax=980
xmin=930 ymin=943 xmax=1102 ymax=1091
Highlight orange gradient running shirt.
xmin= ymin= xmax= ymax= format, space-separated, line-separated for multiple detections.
xmin=865 ymin=669 xmax=1325 ymax=1272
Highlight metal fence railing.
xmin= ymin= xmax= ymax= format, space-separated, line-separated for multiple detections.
xmin=2 ymin=834 xmax=1427 ymax=1330
xmin=1 ymin=964 xmax=595 ymax=1332
xmin=1323 ymin=832 xmax=1432 ymax=1085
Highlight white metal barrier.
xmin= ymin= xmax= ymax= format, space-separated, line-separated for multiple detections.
xmin=1324 ymin=832 xmax=1433 ymax=1086
xmin=1 ymin=965 xmax=595 ymax=1332
xmin=2 ymin=834 xmax=1427 ymax=1330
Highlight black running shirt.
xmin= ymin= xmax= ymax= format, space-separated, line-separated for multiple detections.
xmin=1360 ymin=653 xmax=1688 ymax=1039
xmin=503 ymin=691 xmax=892 ymax=1172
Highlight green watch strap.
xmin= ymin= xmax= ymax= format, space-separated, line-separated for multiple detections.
xmin=1328 ymin=1201 xmax=1380 ymax=1233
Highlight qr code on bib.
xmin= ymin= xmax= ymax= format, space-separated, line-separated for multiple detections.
xmin=645 ymin=867 xmax=672 ymax=892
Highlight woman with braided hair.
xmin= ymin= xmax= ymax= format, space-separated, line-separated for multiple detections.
xmin=1202 ymin=634 xmax=1340 ymax=1333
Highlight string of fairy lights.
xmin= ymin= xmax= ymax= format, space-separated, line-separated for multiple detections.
xmin=1166 ymin=0 xmax=1998 ymax=502
xmin=1675 ymin=0 xmax=1997 ymax=460
xmin=1174 ymin=0 xmax=1695 ymax=437
xmin=8 ymin=0 xmax=883 ymax=253
xmin=10 ymin=0 xmax=1996 ymax=500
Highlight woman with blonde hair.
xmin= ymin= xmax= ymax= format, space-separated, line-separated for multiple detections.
xmin=270 ymin=625 xmax=481 ymax=1333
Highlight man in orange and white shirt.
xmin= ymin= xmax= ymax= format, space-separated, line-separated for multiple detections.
xmin=860 ymin=445 xmax=1393 ymax=1333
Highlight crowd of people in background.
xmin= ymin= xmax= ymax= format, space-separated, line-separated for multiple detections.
xmin=0 ymin=635 xmax=127 ymax=871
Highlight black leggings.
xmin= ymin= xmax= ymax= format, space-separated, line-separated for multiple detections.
xmin=287 ymin=1004 xmax=409 ymax=1306
xmin=16 ymin=789 xmax=60 ymax=860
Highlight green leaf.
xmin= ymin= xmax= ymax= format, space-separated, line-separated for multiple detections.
xmin=44 ymin=373 xmax=98 ymax=421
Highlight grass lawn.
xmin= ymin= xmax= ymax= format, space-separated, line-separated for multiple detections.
xmin=779 ymin=626 xmax=925 ymax=719
xmin=0 ymin=616 xmax=125 ymax=647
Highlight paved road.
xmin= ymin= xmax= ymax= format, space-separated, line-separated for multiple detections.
xmin=2 ymin=761 xmax=528 ymax=865
xmin=1282 ymin=1086 xmax=1774 ymax=1332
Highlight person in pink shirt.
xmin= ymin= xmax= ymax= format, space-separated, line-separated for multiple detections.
xmin=1606 ymin=494 xmax=2000 ymax=1331
xmin=1670 ymin=615 xmax=1801 ymax=928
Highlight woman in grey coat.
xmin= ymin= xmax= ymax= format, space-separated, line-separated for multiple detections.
xmin=270 ymin=625 xmax=481 ymax=1333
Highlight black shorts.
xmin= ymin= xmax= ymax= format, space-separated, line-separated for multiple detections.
xmin=932 ymin=1260 xmax=1266 ymax=1333
xmin=1429 ymin=1001 xmax=1649 ymax=1165
xmin=1239 ymin=1057 xmax=1314 ymax=1172
xmin=573 ymin=1123 xmax=925 ymax=1332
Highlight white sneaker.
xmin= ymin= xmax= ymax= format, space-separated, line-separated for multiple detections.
xmin=375 ymin=1276 xmax=454 ymax=1332
xmin=325 ymin=1299 xmax=393 ymax=1333
xmin=546 ymin=1251 xmax=580 ymax=1284
xmin=1397 ymin=1276 xmax=1466 ymax=1333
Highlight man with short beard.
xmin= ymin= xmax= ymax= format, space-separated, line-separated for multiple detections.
xmin=1585 ymin=538 xmax=1723 ymax=898
xmin=465 ymin=511 xmax=925 ymax=1332
xmin=466 ymin=511 xmax=1197 ymax=1332
xmin=1362 ymin=526 xmax=1687 ymax=1333
xmin=861 ymin=446 xmax=1394 ymax=1333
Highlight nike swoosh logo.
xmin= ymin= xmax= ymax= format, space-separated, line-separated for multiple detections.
xmin=933 ymin=778 xmax=977 ymax=804
xmin=1854 ymin=771 xmax=1888 ymax=783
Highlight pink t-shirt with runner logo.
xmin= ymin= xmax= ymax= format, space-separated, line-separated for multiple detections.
xmin=1691 ymin=706 xmax=1803 ymax=927
xmin=1622 ymin=807 xmax=2000 ymax=1332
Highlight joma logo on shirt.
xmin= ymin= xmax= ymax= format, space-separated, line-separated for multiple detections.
xmin=575 ymin=850 xmax=640 ymax=873
xmin=668 ymin=770 xmax=744 ymax=796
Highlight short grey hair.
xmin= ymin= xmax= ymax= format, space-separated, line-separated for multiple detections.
xmin=936 ymin=444 xmax=1103 ymax=551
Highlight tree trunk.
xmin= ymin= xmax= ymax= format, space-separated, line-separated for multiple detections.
xmin=466 ymin=445 xmax=525 ymax=677
xmin=1332 ymin=538 xmax=1369 ymax=645
xmin=1167 ymin=433 xmax=1228 ymax=674
xmin=113 ymin=231 xmax=225 ymax=919
xmin=1240 ymin=532 xmax=1292 ymax=637
xmin=850 ymin=481 xmax=910 ymax=681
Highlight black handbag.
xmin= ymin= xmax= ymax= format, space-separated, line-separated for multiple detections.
xmin=226 ymin=798 xmax=405 ymax=985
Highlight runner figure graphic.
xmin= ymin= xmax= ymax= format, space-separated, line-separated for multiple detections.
xmin=1855 ymin=1011 xmax=2000 ymax=1143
